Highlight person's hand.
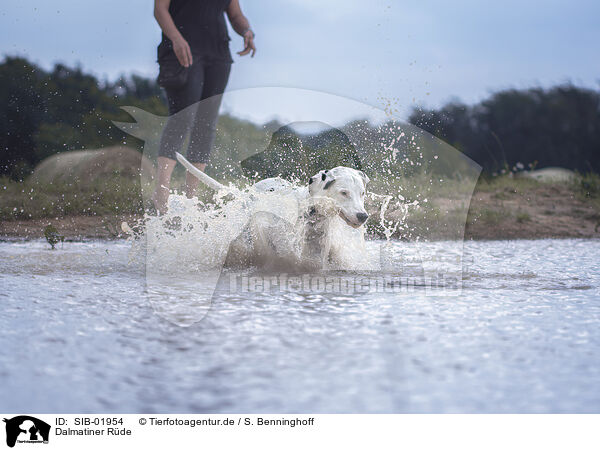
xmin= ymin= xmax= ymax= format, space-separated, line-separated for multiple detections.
xmin=173 ymin=36 xmax=193 ymax=67
xmin=237 ymin=29 xmax=256 ymax=57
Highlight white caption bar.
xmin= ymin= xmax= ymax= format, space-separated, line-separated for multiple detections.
xmin=1 ymin=414 xmax=597 ymax=450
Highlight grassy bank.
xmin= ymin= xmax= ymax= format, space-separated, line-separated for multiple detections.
xmin=1 ymin=173 xmax=599 ymax=241
xmin=464 ymin=173 xmax=600 ymax=239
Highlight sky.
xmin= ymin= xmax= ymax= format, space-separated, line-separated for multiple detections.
xmin=1 ymin=0 xmax=599 ymax=125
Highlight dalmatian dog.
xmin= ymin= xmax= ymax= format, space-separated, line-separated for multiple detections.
xmin=175 ymin=152 xmax=369 ymax=271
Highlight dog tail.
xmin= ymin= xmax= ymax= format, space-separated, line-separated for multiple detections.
xmin=176 ymin=152 xmax=226 ymax=192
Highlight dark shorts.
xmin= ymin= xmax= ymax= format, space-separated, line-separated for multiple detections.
xmin=158 ymin=58 xmax=231 ymax=163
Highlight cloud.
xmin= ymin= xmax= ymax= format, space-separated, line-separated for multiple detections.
xmin=1 ymin=0 xmax=599 ymax=122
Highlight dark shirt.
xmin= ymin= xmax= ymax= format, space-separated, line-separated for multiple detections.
xmin=158 ymin=0 xmax=233 ymax=63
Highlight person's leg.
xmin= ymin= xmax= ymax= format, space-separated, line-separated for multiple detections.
xmin=185 ymin=61 xmax=231 ymax=198
xmin=184 ymin=161 xmax=207 ymax=198
xmin=153 ymin=62 xmax=206 ymax=211
xmin=153 ymin=87 xmax=189 ymax=213
xmin=151 ymin=157 xmax=177 ymax=214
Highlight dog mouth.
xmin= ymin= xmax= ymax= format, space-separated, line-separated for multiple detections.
xmin=339 ymin=211 xmax=363 ymax=228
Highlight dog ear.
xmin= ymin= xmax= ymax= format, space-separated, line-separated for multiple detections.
xmin=358 ymin=170 xmax=370 ymax=185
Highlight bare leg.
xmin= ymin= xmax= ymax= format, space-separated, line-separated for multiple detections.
xmin=185 ymin=162 xmax=207 ymax=198
xmin=152 ymin=156 xmax=176 ymax=214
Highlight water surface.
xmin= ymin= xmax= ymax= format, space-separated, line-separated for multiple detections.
xmin=1 ymin=239 xmax=599 ymax=413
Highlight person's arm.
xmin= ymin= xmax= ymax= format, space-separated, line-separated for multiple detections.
xmin=154 ymin=0 xmax=193 ymax=67
xmin=226 ymin=0 xmax=256 ymax=57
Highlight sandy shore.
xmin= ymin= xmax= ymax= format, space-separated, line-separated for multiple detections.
xmin=1 ymin=179 xmax=599 ymax=241
xmin=0 ymin=214 xmax=138 ymax=241
xmin=464 ymin=182 xmax=599 ymax=239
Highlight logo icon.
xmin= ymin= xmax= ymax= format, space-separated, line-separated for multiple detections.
xmin=3 ymin=416 xmax=50 ymax=447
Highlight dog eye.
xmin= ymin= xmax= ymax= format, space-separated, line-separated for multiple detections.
xmin=340 ymin=191 xmax=349 ymax=197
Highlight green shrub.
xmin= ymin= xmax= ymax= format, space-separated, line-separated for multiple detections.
xmin=578 ymin=172 xmax=600 ymax=198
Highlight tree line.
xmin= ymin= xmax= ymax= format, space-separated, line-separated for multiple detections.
xmin=1 ymin=55 xmax=598 ymax=180
xmin=409 ymin=85 xmax=600 ymax=173
xmin=0 ymin=56 xmax=165 ymax=179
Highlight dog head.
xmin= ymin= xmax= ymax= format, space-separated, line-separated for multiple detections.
xmin=308 ymin=167 xmax=370 ymax=228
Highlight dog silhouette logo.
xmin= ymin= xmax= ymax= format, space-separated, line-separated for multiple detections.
xmin=3 ymin=416 xmax=50 ymax=447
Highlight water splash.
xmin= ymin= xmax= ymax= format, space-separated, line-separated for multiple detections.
xmin=127 ymin=183 xmax=392 ymax=275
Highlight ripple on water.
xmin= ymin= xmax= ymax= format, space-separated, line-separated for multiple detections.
xmin=0 ymin=238 xmax=599 ymax=412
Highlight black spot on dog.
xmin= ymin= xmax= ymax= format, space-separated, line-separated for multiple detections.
xmin=309 ymin=177 xmax=313 ymax=184
xmin=321 ymin=173 xmax=326 ymax=181
xmin=323 ymin=179 xmax=336 ymax=190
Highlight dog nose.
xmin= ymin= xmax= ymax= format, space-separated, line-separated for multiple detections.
xmin=356 ymin=212 xmax=368 ymax=224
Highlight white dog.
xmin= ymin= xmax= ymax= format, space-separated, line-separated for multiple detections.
xmin=176 ymin=152 xmax=369 ymax=271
